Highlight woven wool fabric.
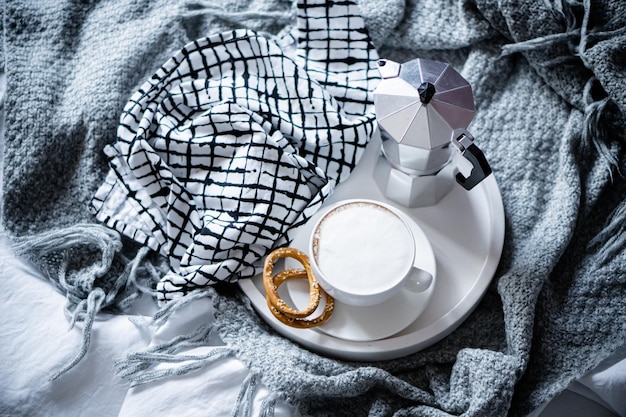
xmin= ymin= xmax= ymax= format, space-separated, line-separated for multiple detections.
xmin=2 ymin=0 xmax=626 ymax=416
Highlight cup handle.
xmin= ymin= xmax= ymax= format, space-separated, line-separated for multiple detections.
xmin=404 ymin=267 xmax=434 ymax=293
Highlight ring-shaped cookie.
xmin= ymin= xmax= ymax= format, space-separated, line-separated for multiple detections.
xmin=262 ymin=247 xmax=334 ymax=328
xmin=265 ymin=269 xmax=334 ymax=329
xmin=263 ymin=247 xmax=321 ymax=318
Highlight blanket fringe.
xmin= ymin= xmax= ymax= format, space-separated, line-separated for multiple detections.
xmin=501 ymin=0 xmax=624 ymax=176
xmin=151 ymin=288 xmax=213 ymax=323
xmin=588 ymin=198 xmax=626 ymax=266
xmin=11 ymin=224 xmax=159 ymax=381
xmin=118 ymin=339 xmax=233 ymax=386
xmin=499 ymin=0 xmax=581 ymax=62
xmin=118 ymin=289 xmax=284 ymax=416
xmin=231 ymin=372 xmax=259 ymax=417
xmin=48 ymin=288 xmax=104 ymax=381
xmin=231 ymin=372 xmax=284 ymax=417
xmin=116 ymin=290 xmax=237 ymax=386
xmin=581 ymin=77 xmax=622 ymax=179
xmin=259 ymin=391 xmax=281 ymax=417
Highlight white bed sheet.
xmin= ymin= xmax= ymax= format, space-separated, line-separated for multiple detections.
xmin=0 ymin=73 xmax=624 ymax=417
xmin=0 ymin=69 xmax=290 ymax=417
xmin=0 ymin=234 xmax=291 ymax=417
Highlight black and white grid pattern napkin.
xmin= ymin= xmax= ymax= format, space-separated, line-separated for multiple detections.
xmin=90 ymin=0 xmax=379 ymax=301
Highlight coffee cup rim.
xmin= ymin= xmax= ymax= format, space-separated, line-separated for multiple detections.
xmin=308 ymin=198 xmax=416 ymax=305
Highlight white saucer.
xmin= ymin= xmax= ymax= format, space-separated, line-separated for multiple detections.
xmin=284 ymin=212 xmax=436 ymax=342
xmin=239 ymin=131 xmax=505 ymax=361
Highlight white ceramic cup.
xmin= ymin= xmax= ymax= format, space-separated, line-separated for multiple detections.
xmin=309 ymin=199 xmax=434 ymax=307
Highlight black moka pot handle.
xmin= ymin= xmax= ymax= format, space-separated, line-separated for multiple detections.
xmin=452 ymin=131 xmax=492 ymax=191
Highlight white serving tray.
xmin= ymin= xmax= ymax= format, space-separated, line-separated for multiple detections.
xmin=239 ymin=132 xmax=505 ymax=361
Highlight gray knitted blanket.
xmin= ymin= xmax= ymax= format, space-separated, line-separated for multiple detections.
xmin=2 ymin=0 xmax=626 ymax=416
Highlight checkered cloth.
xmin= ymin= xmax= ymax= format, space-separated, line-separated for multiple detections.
xmin=90 ymin=2 xmax=379 ymax=301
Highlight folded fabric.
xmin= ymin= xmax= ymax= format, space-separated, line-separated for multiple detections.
xmin=90 ymin=4 xmax=379 ymax=302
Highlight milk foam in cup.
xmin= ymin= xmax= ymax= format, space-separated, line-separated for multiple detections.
xmin=310 ymin=199 xmax=432 ymax=306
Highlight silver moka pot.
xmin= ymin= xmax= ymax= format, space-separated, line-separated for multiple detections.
xmin=373 ymin=58 xmax=492 ymax=208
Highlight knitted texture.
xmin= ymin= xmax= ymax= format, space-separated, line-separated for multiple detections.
xmin=2 ymin=0 xmax=626 ymax=416
xmin=211 ymin=1 xmax=626 ymax=415
xmin=2 ymin=0 xmax=292 ymax=236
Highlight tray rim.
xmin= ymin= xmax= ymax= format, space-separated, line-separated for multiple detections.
xmin=239 ymin=138 xmax=505 ymax=361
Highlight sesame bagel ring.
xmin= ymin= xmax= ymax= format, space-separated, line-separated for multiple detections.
xmin=262 ymin=247 xmax=334 ymax=328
